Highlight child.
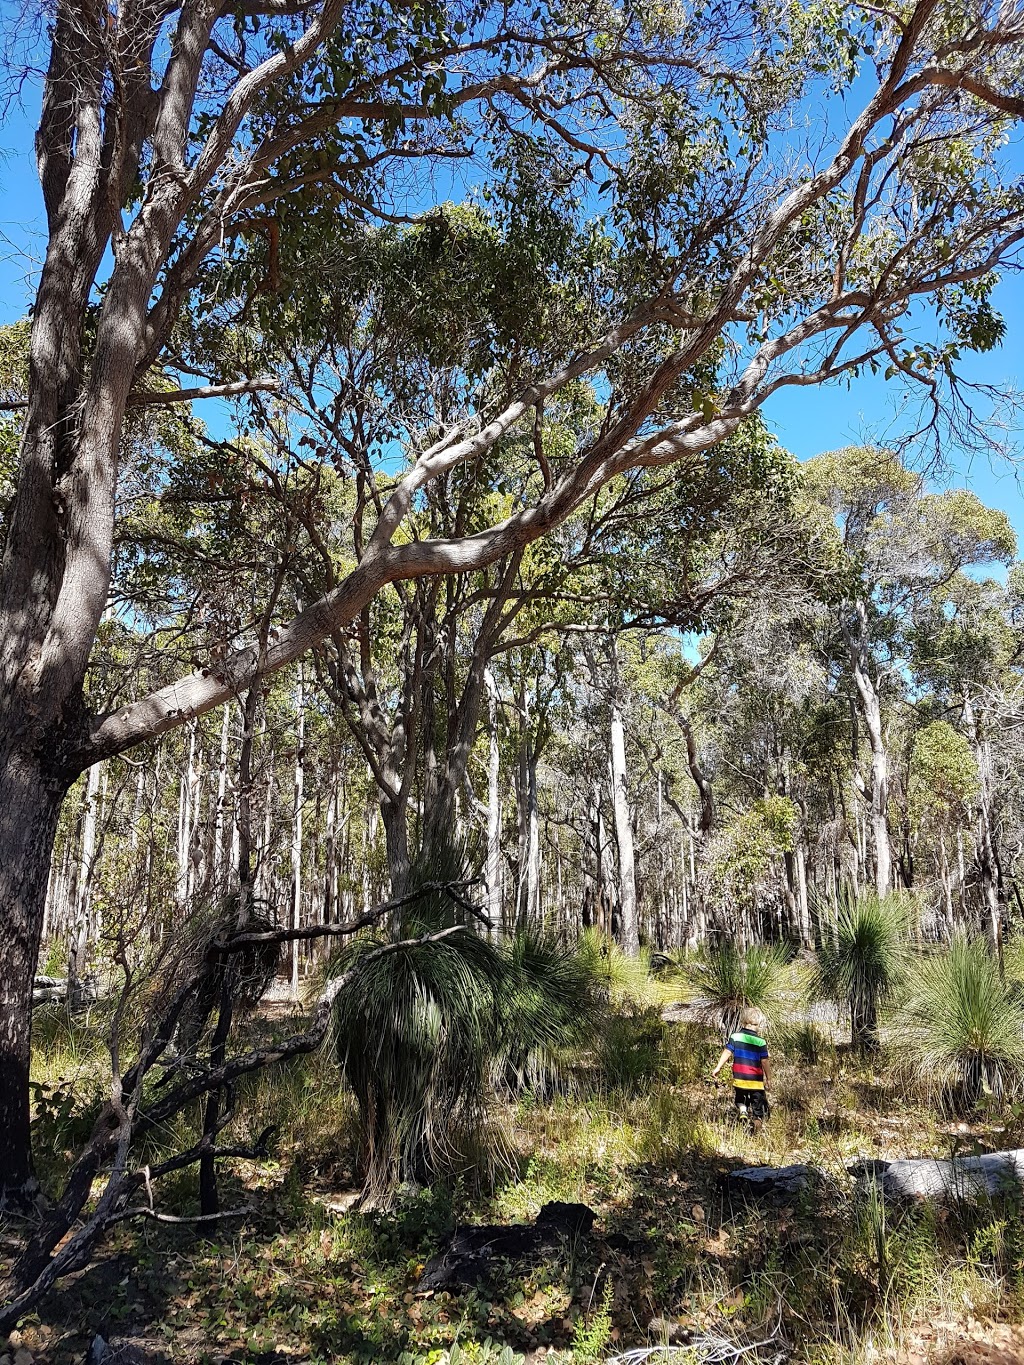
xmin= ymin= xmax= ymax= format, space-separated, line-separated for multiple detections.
xmin=711 ymin=1007 xmax=772 ymax=1122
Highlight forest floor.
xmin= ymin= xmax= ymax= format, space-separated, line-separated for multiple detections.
xmin=7 ymin=1008 xmax=1024 ymax=1365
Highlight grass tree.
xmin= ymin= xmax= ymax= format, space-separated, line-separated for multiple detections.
xmin=811 ymin=892 xmax=913 ymax=1052
xmin=895 ymin=936 xmax=1024 ymax=1113
xmin=682 ymin=940 xmax=792 ymax=1038
xmin=328 ymin=919 xmax=602 ymax=1207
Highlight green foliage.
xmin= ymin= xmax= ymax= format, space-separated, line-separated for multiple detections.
xmin=28 ymin=1076 xmax=102 ymax=1158
xmin=571 ymin=1277 xmax=614 ymax=1362
xmin=811 ymin=891 xmax=913 ymax=1052
xmin=577 ymin=928 xmax=657 ymax=1007
xmin=682 ymin=940 xmax=792 ymax=1036
xmin=894 ymin=936 xmax=1024 ymax=1112
xmin=398 ymin=1343 xmax=524 ymax=1365
xmin=496 ymin=930 xmax=604 ymax=1094
xmin=0 ymin=319 xmax=29 ymax=530
xmin=776 ymin=1020 xmax=833 ymax=1068
xmin=909 ymin=720 xmax=980 ymax=831
xmin=596 ymin=1007 xmax=667 ymax=1092
xmin=327 ymin=873 xmax=604 ymax=1203
xmin=709 ymin=796 xmax=798 ymax=906
xmin=328 ymin=921 xmax=501 ymax=1205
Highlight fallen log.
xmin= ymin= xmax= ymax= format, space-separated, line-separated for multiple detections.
xmin=418 ymin=1201 xmax=598 ymax=1291
xmin=726 ymin=1163 xmax=818 ymax=1199
xmin=32 ymin=976 xmax=68 ymax=1007
xmin=31 ymin=976 xmax=101 ymax=1008
xmin=860 ymin=1150 xmax=1024 ymax=1203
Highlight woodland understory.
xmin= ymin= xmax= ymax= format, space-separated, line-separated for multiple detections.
xmin=5 ymin=0 xmax=1024 ymax=1356
xmin=10 ymin=993 xmax=1024 ymax=1365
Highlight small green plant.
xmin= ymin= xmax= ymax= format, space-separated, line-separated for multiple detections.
xmin=777 ymin=1020 xmax=832 ymax=1067
xmin=637 ymin=1087 xmax=716 ymax=1162
xmin=596 ymin=1007 xmax=667 ymax=1091
xmin=29 ymin=1076 xmax=101 ymax=1154
xmin=399 ymin=1343 xmax=525 ymax=1365
xmin=571 ymin=1278 xmax=614 ymax=1362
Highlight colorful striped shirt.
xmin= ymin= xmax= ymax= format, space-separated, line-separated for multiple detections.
xmin=726 ymin=1030 xmax=769 ymax=1091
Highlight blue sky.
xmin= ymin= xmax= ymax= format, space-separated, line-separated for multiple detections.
xmin=3 ymin=86 xmax=1023 ymax=554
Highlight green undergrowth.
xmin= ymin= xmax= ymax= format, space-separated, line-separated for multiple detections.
xmin=13 ymin=1004 xmax=1024 ymax=1364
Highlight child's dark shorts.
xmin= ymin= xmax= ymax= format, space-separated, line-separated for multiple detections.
xmin=733 ymin=1088 xmax=769 ymax=1119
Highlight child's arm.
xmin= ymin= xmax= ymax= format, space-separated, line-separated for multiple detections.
xmin=710 ymin=1047 xmax=732 ymax=1079
xmin=761 ymin=1055 xmax=772 ymax=1090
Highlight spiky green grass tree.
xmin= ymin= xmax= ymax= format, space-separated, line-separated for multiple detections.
xmin=894 ymin=936 xmax=1024 ymax=1112
xmin=811 ymin=891 xmax=913 ymax=1052
xmin=327 ymin=918 xmax=602 ymax=1206
xmin=577 ymin=927 xmax=656 ymax=1007
xmin=683 ymin=940 xmax=792 ymax=1037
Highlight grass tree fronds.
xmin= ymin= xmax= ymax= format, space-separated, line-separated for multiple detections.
xmin=810 ymin=890 xmax=914 ymax=1053
xmin=892 ymin=935 xmax=1024 ymax=1113
xmin=682 ymin=940 xmax=793 ymax=1037
xmin=323 ymin=835 xmax=609 ymax=1205
xmin=404 ymin=825 xmax=485 ymax=929
xmin=495 ymin=929 xmax=603 ymax=1095
xmin=577 ymin=927 xmax=657 ymax=1008
xmin=328 ymin=923 xmax=503 ymax=1207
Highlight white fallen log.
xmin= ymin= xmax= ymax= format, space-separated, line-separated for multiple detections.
xmin=865 ymin=1150 xmax=1024 ymax=1202
xmin=32 ymin=976 xmax=68 ymax=1006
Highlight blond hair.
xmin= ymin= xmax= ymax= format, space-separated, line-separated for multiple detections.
xmin=739 ymin=1006 xmax=765 ymax=1032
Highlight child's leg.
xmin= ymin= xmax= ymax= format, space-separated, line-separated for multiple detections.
xmin=748 ymin=1091 xmax=769 ymax=1129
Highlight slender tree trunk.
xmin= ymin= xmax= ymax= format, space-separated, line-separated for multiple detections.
xmin=964 ymin=692 xmax=1003 ymax=969
xmin=325 ymin=772 xmax=338 ymax=921
xmin=795 ymin=841 xmax=811 ymax=946
xmin=69 ymin=761 xmax=100 ymax=995
xmin=846 ymin=606 xmax=892 ymax=897
xmin=213 ymin=706 xmax=231 ymax=884
xmin=526 ymin=746 xmax=540 ymax=924
xmin=485 ymin=668 xmax=502 ymax=936
xmin=609 ymin=695 xmax=639 ymax=955
xmin=290 ymin=673 xmax=305 ymax=1000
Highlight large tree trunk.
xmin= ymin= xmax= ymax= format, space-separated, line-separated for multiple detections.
xmin=0 ymin=748 xmax=71 ymax=1205
xmin=380 ymin=797 xmax=411 ymax=899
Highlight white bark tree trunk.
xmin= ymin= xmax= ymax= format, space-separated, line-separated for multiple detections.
xmin=69 ymin=761 xmax=101 ymax=992
xmin=846 ymin=604 xmax=892 ymax=897
xmin=290 ymin=672 xmax=306 ymax=1000
xmin=484 ymin=668 xmax=502 ymax=937
xmin=610 ymin=696 xmax=639 ymax=955
xmin=964 ymin=691 xmax=1003 ymax=968
xmin=213 ymin=706 xmax=231 ymax=885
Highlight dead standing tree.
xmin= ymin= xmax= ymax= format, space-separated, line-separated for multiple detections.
xmin=2 ymin=0 xmax=1024 ymax=1209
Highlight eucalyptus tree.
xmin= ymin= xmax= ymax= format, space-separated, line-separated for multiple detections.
xmin=910 ymin=563 xmax=1024 ymax=944
xmin=801 ymin=448 xmax=1016 ymax=898
xmin=4 ymin=0 xmax=1024 ymax=1209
